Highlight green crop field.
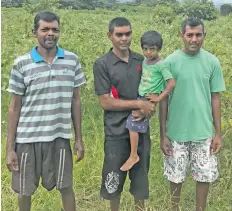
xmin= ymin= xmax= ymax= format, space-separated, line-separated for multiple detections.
xmin=1 ymin=7 xmax=232 ymax=211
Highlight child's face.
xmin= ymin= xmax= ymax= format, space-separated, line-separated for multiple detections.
xmin=142 ymin=44 xmax=159 ymax=60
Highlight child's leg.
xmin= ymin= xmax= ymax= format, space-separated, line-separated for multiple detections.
xmin=120 ymin=130 xmax=140 ymax=171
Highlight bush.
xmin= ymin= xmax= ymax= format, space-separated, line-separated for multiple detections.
xmin=152 ymin=5 xmax=176 ymax=24
xmin=220 ymin=4 xmax=232 ymax=16
xmin=22 ymin=0 xmax=60 ymax=13
xmin=182 ymin=1 xmax=218 ymax=20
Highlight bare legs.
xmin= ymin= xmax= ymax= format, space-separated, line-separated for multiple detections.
xmin=170 ymin=181 xmax=210 ymax=211
xmin=120 ymin=130 xmax=140 ymax=171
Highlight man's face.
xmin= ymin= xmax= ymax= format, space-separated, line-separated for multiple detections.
xmin=181 ymin=25 xmax=205 ymax=55
xmin=34 ymin=20 xmax=60 ymax=50
xmin=108 ymin=26 xmax=132 ymax=52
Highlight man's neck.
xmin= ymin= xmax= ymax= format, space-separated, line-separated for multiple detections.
xmin=37 ymin=46 xmax=57 ymax=63
xmin=112 ymin=48 xmax=129 ymax=62
xmin=182 ymin=48 xmax=200 ymax=56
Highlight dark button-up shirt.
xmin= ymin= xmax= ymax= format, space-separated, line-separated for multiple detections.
xmin=93 ymin=49 xmax=145 ymax=140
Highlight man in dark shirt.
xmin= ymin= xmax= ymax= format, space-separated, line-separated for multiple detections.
xmin=93 ymin=17 xmax=155 ymax=211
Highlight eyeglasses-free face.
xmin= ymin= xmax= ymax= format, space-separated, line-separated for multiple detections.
xmin=142 ymin=45 xmax=159 ymax=61
xmin=114 ymin=30 xmax=132 ymax=38
xmin=142 ymin=46 xmax=158 ymax=52
xmin=108 ymin=26 xmax=132 ymax=52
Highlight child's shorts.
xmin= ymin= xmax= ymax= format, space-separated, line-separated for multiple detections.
xmin=125 ymin=96 xmax=149 ymax=133
xmin=164 ymin=138 xmax=219 ymax=183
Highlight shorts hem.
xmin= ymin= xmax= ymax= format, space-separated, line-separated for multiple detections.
xmin=56 ymin=183 xmax=73 ymax=191
xmin=44 ymin=184 xmax=56 ymax=191
xmin=164 ymin=176 xmax=185 ymax=184
xmin=192 ymin=175 xmax=219 ymax=183
xmin=131 ymin=193 xmax=149 ymax=200
xmin=100 ymin=192 xmax=122 ymax=200
xmin=12 ymin=187 xmax=36 ymax=196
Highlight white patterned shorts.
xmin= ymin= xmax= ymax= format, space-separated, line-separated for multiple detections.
xmin=164 ymin=138 xmax=218 ymax=183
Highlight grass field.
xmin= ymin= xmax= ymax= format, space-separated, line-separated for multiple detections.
xmin=1 ymin=7 xmax=232 ymax=211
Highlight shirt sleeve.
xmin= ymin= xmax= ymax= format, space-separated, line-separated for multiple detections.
xmin=93 ymin=60 xmax=111 ymax=95
xmin=7 ymin=58 xmax=26 ymax=95
xmin=210 ymin=59 xmax=226 ymax=92
xmin=74 ymin=57 xmax=86 ymax=88
xmin=159 ymin=63 xmax=173 ymax=81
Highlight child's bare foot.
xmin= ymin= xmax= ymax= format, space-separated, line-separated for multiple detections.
xmin=120 ymin=156 xmax=140 ymax=171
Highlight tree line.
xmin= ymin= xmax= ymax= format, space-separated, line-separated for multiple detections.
xmin=2 ymin=0 xmax=232 ymax=17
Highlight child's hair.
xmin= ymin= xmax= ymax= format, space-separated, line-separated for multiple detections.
xmin=140 ymin=30 xmax=163 ymax=50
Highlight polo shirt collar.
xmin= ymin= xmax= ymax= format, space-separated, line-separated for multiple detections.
xmin=30 ymin=46 xmax=65 ymax=63
xmin=108 ymin=48 xmax=141 ymax=65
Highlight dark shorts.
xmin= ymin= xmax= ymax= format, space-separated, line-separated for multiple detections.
xmin=12 ymin=138 xmax=73 ymax=196
xmin=100 ymin=132 xmax=151 ymax=200
xmin=126 ymin=114 xmax=149 ymax=133
xmin=125 ymin=96 xmax=149 ymax=133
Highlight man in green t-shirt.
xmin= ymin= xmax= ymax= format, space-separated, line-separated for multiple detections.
xmin=159 ymin=18 xmax=226 ymax=211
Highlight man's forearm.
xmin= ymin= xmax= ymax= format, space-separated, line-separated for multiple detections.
xmin=7 ymin=106 xmax=21 ymax=151
xmin=71 ymin=99 xmax=82 ymax=142
xmin=212 ymin=92 xmax=222 ymax=136
xmin=159 ymin=96 xmax=168 ymax=140
xmin=99 ymin=96 xmax=142 ymax=111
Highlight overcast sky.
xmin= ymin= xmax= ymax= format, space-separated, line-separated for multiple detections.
xmin=214 ymin=0 xmax=232 ymax=3
xmin=118 ymin=0 xmax=232 ymax=3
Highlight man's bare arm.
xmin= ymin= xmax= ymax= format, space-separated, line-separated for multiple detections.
xmin=7 ymin=95 xmax=22 ymax=151
xmin=159 ymin=96 xmax=168 ymax=140
xmin=71 ymin=87 xmax=84 ymax=162
xmin=6 ymin=94 xmax=22 ymax=171
xmin=211 ymin=92 xmax=223 ymax=154
xmin=98 ymin=94 xmax=155 ymax=117
xmin=159 ymin=96 xmax=172 ymax=155
xmin=211 ymin=92 xmax=222 ymax=137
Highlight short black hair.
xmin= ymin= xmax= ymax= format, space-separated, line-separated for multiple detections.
xmin=181 ymin=17 xmax=205 ymax=34
xmin=108 ymin=17 xmax=131 ymax=33
xmin=34 ymin=10 xmax=60 ymax=31
xmin=140 ymin=31 xmax=163 ymax=50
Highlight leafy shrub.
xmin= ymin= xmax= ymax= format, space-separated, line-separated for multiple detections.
xmin=182 ymin=1 xmax=218 ymax=20
xmin=220 ymin=4 xmax=232 ymax=16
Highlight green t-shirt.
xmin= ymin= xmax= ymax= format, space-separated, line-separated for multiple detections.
xmin=165 ymin=49 xmax=226 ymax=142
xmin=138 ymin=60 xmax=173 ymax=96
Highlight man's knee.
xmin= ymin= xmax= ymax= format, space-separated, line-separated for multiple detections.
xmin=59 ymin=187 xmax=74 ymax=196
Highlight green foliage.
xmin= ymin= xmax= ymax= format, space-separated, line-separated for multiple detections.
xmin=135 ymin=0 xmax=178 ymax=7
xmin=1 ymin=0 xmax=23 ymax=7
xmin=1 ymin=7 xmax=232 ymax=211
xmin=22 ymin=0 xmax=60 ymax=13
xmin=220 ymin=4 xmax=232 ymax=16
xmin=182 ymin=0 xmax=218 ymax=20
xmin=152 ymin=4 xmax=176 ymax=24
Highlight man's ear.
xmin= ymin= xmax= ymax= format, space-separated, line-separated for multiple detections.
xmin=181 ymin=32 xmax=184 ymax=38
xmin=107 ymin=32 xmax=112 ymax=40
xmin=32 ymin=28 xmax=36 ymax=36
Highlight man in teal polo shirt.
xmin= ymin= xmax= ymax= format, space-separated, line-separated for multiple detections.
xmin=159 ymin=18 xmax=226 ymax=211
xmin=6 ymin=11 xmax=86 ymax=211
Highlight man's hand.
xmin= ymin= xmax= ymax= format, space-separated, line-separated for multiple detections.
xmin=73 ymin=139 xmax=85 ymax=162
xmin=160 ymin=136 xmax=173 ymax=156
xmin=131 ymin=110 xmax=145 ymax=121
xmin=210 ymin=135 xmax=223 ymax=154
xmin=146 ymin=94 xmax=160 ymax=103
xmin=138 ymin=100 xmax=155 ymax=118
xmin=6 ymin=149 xmax=19 ymax=172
